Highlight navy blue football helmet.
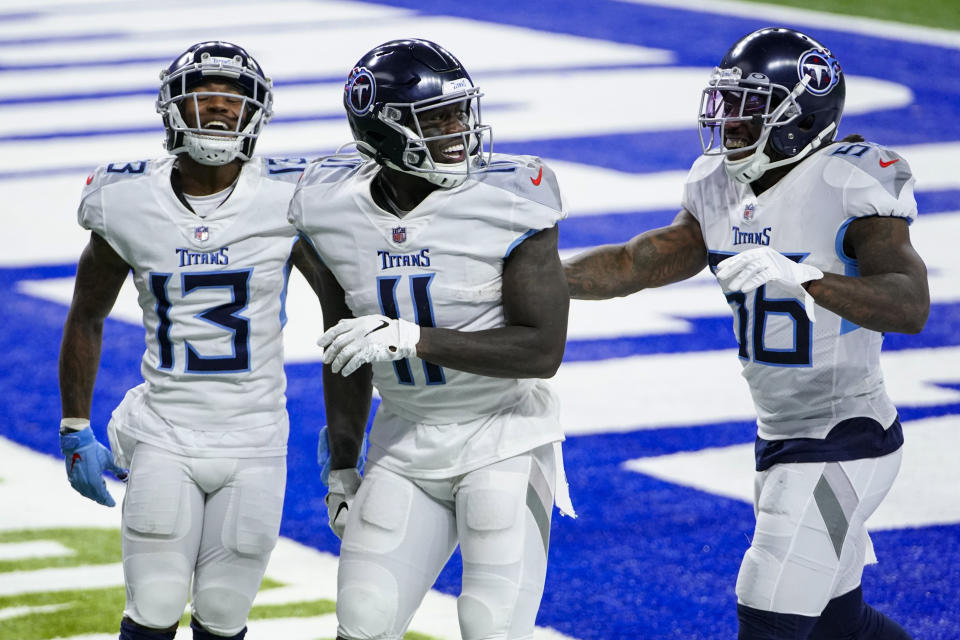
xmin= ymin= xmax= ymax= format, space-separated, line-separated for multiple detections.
xmin=343 ymin=38 xmax=492 ymax=187
xmin=698 ymin=27 xmax=845 ymax=182
xmin=157 ymin=41 xmax=273 ymax=165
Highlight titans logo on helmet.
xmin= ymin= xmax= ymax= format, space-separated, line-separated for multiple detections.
xmin=345 ymin=66 xmax=376 ymax=116
xmin=797 ymin=48 xmax=842 ymax=95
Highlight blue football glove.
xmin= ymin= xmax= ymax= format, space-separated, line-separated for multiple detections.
xmin=317 ymin=425 xmax=369 ymax=487
xmin=60 ymin=426 xmax=128 ymax=507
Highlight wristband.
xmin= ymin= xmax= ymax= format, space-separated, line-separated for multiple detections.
xmin=60 ymin=417 xmax=90 ymax=434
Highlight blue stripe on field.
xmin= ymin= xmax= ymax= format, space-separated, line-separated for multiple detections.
xmin=0 ymin=31 xmax=127 ymax=47
xmin=0 ymin=12 xmax=39 ymax=21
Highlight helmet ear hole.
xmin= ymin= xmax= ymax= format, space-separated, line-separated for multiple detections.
xmin=798 ymin=114 xmax=816 ymax=131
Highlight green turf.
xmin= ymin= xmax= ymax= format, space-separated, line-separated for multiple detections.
xmin=0 ymin=528 xmax=441 ymax=639
xmin=741 ymin=0 xmax=960 ymax=31
xmin=0 ymin=528 xmax=121 ymax=572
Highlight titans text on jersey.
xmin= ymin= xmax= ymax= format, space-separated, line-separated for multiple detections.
xmin=289 ymin=152 xmax=566 ymax=479
xmin=78 ymin=156 xmax=304 ymax=460
xmin=683 ymin=140 xmax=916 ymax=460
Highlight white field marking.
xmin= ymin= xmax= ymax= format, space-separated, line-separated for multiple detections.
xmin=0 ymin=603 xmax=69 ymax=621
xmin=0 ymin=540 xmax=74 ymax=561
xmin=0 ymin=70 xmax=910 ymax=172
xmin=618 ymin=0 xmax=960 ymax=48
xmin=0 ymin=0 xmax=411 ymax=43
xmin=0 ymin=562 xmax=124 ymax=597
xmin=0 ymin=13 xmax=667 ymax=98
xmin=0 ymin=437 xmax=578 ymax=640
xmin=623 ymin=414 xmax=960 ymax=530
xmin=552 ymin=346 xmax=960 ymax=434
xmin=16 ymin=206 xmax=960 ymax=366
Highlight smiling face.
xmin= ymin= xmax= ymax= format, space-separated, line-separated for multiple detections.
xmin=179 ymin=79 xmax=248 ymax=136
xmin=719 ymin=90 xmax=766 ymax=160
xmin=415 ymin=102 xmax=471 ymax=164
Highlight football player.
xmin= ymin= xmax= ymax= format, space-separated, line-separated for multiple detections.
xmin=58 ymin=41 xmax=325 ymax=640
xmin=563 ymin=27 xmax=924 ymax=640
xmin=288 ymin=39 xmax=575 ymax=640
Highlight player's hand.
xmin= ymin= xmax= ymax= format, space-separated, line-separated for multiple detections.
xmin=326 ymin=468 xmax=361 ymax=539
xmin=318 ymin=315 xmax=420 ymax=377
xmin=317 ymin=425 xmax=369 ymax=486
xmin=60 ymin=426 xmax=128 ymax=507
xmin=716 ymin=246 xmax=823 ymax=322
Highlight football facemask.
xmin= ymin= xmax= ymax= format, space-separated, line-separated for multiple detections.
xmin=367 ymin=86 xmax=492 ymax=188
xmin=158 ymin=46 xmax=273 ymax=166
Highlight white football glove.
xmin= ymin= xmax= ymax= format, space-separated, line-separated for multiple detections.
xmin=326 ymin=468 xmax=361 ymax=539
xmin=318 ymin=315 xmax=420 ymax=377
xmin=716 ymin=246 xmax=823 ymax=322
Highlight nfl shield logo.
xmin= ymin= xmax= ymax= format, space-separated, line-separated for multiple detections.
xmin=392 ymin=226 xmax=406 ymax=243
xmin=194 ymin=225 xmax=209 ymax=242
xmin=743 ymin=204 xmax=756 ymax=222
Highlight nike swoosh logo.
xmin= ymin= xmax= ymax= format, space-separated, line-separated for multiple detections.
xmin=70 ymin=453 xmax=82 ymax=472
xmin=364 ymin=320 xmax=389 ymax=337
xmin=879 ymin=158 xmax=900 ymax=168
xmin=335 ymin=503 xmax=349 ymax=521
xmin=530 ymin=166 xmax=543 ymax=186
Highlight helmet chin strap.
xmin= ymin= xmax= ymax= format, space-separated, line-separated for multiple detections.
xmin=182 ymin=132 xmax=243 ymax=166
xmin=724 ymin=121 xmax=837 ymax=183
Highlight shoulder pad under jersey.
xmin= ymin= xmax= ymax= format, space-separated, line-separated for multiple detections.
xmin=262 ymin=157 xmax=309 ymax=183
xmin=299 ymin=153 xmax=367 ymax=187
xmin=81 ymin=160 xmax=152 ymax=198
xmin=473 ymin=154 xmax=564 ymax=213
xmin=824 ymin=141 xmax=914 ymax=202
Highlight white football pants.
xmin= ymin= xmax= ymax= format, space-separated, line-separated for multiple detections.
xmin=121 ymin=443 xmax=285 ymax=635
xmin=735 ymin=449 xmax=902 ymax=616
xmin=336 ymin=443 xmax=557 ymax=640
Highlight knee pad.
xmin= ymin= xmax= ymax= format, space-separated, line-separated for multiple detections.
xmin=192 ymin=587 xmax=251 ymax=637
xmin=458 ymin=590 xmax=509 ymax=640
xmin=125 ymin=552 xmax=192 ymax=629
xmin=191 ymin=617 xmax=246 ymax=640
xmin=337 ymin=561 xmax=400 ymax=640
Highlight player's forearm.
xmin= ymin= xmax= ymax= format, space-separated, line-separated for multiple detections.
xmin=416 ymin=325 xmax=565 ymax=378
xmin=806 ymin=271 xmax=929 ymax=334
xmin=58 ymin=314 xmax=104 ymax=419
xmin=324 ymin=365 xmax=373 ymax=469
xmin=565 ymin=226 xmax=707 ymax=299
xmin=564 ymin=245 xmax=641 ymax=300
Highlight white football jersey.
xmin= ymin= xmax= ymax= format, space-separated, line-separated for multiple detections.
xmin=289 ymin=153 xmax=567 ymax=477
xmin=682 ymin=141 xmax=916 ymax=441
xmin=79 ymin=156 xmax=307 ymax=458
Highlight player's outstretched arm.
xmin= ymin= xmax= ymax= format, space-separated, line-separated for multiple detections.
xmin=413 ymin=225 xmax=569 ymax=379
xmin=564 ymin=209 xmax=708 ymax=299
xmin=804 ymin=216 xmax=929 ymax=333
xmin=59 ymin=232 xmax=131 ymax=420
